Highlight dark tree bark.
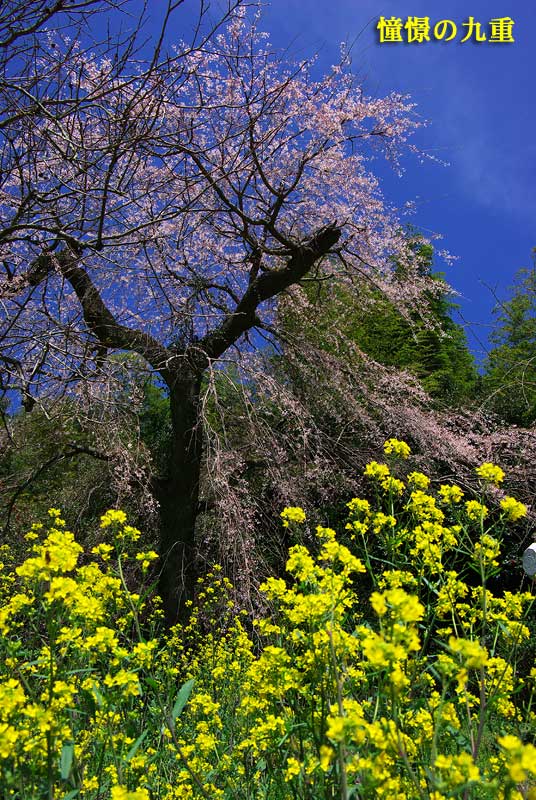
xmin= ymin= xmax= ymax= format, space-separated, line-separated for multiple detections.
xmin=156 ymin=372 xmax=203 ymax=627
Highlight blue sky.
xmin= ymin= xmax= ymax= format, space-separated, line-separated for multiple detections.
xmin=258 ymin=0 xmax=535 ymax=361
xmin=134 ymin=0 xmax=535 ymax=362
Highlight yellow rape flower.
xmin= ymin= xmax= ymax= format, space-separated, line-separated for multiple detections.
xmin=383 ymin=438 xmax=411 ymax=458
xmin=0 ymin=723 xmax=19 ymax=759
xmin=407 ymin=471 xmax=430 ymax=490
xmin=118 ymin=525 xmax=141 ymax=543
xmin=434 ymin=752 xmax=480 ymax=785
xmin=473 ymin=534 xmax=501 ymax=568
xmin=500 ymin=496 xmax=527 ymax=522
xmin=286 ymin=545 xmax=316 ymax=581
xmin=280 ymin=507 xmax=306 ymax=527
xmin=438 ymin=484 xmax=464 ymax=504
xmin=132 ymin=640 xmax=158 ymax=667
xmin=448 ymin=636 xmax=488 ymax=669
xmin=390 ymin=662 xmax=409 ymax=692
xmin=0 ymin=679 xmax=26 ymax=716
xmin=346 ymin=497 xmax=371 ymax=517
xmin=371 ymin=512 xmax=397 ymax=534
xmin=364 ymin=461 xmax=390 ymax=480
xmin=475 ymin=462 xmax=505 ymax=486
xmin=103 ymin=670 xmax=140 ymax=697
xmin=260 ymin=576 xmax=287 ymax=599
xmin=16 ymin=529 xmax=83 ymax=581
xmin=284 ymin=757 xmax=301 ymax=781
xmin=381 ymin=476 xmax=405 ymax=495
xmin=372 ymin=587 xmax=424 ymax=624
xmin=498 ymin=735 xmax=536 ymax=783
xmin=408 ymin=491 xmax=444 ymax=522
xmin=111 ymin=788 xmax=150 ymax=800
xmin=136 ymin=550 xmax=159 ymax=571
xmin=465 ymin=500 xmax=488 ymax=522
xmin=319 ymin=745 xmax=334 ymax=772
xmin=91 ymin=543 xmax=114 ymax=560
xmin=100 ymin=509 xmax=127 ymax=528
xmin=47 ymin=508 xmax=66 ymax=526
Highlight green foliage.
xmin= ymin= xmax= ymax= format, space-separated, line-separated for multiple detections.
xmin=0 ymin=359 xmax=166 ymax=555
xmin=345 ymin=282 xmax=478 ymax=405
xmin=483 ymin=258 xmax=536 ymax=425
xmin=138 ymin=379 xmax=172 ymax=473
xmin=278 ymin=238 xmax=478 ymax=408
xmin=0 ymin=405 xmax=115 ymax=557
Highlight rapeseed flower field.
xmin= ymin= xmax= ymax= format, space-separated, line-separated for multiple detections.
xmin=0 ymin=441 xmax=534 ymax=799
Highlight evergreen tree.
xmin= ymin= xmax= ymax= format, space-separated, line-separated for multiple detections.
xmin=483 ymin=257 xmax=536 ymax=425
xmin=280 ymin=240 xmax=478 ymax=408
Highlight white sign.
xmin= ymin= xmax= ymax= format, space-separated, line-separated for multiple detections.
xmin=522 ymin=543 xmax=536 ymax=577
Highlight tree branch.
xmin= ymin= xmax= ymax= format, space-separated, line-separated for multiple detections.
xmin=54 ymin=250 xmax=178 ymax=382
xmin=196 ymin=223 xmax=341 ymax=363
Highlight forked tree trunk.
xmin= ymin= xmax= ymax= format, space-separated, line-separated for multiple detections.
xmin=155 ymin=372 xmax=203 ymax=627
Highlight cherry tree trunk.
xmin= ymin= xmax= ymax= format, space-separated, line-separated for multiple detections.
xmin=156 ymin=372 xmax=203 ymax=627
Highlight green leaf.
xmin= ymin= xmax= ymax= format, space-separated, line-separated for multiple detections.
xmin=126 ymin=730 xmax=148 ymax=762
xmin=60 ymin=742 xmax=74 ymax=780
xmin=89 ymin=681 xmax=104 ymax=708
xmin=172 ymin=678 xmax=194 ymax=721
